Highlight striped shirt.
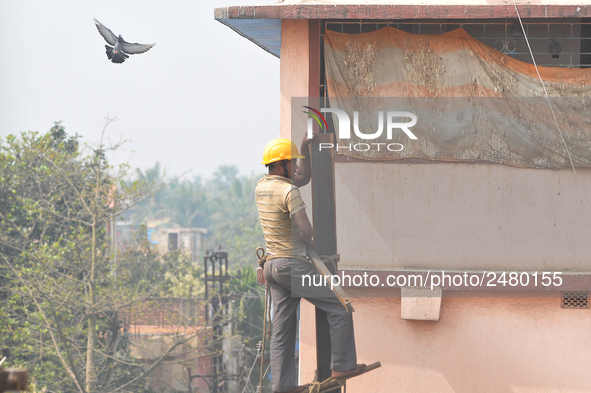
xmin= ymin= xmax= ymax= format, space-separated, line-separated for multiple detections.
xmin=255 ymin=175 xmax=307 ymax=259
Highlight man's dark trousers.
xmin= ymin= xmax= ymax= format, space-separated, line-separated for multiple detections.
xmin=263 ymin=257 xmax=357 ymax=392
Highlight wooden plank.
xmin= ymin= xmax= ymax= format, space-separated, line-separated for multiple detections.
xmin=310 ymin=133 xmax=337 ymax=389
xmin=308 ymin=18 xmax=339 ymax=393
xmin=311 ymin=133 xmax=336 ymax=258
xmin=310 ymin=133 xmax=338 ymax=386
xmin=307 ymin=247 xmax=354 ymax=313
xmin=315 ymin=362 xmax=382 ymax=393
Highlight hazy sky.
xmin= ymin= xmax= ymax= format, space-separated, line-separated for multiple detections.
xmin=0 ymin=0 xmax=280 ymax=179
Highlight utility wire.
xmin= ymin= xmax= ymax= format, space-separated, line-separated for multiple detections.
xmin=241 ymin=343 xmax=262 ymax=393
xmin=513 ymin=1 xmax=591 ymax=214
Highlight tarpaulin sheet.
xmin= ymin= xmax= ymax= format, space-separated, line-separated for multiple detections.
xmin=324 ymin=27 xmax=591 ymax=168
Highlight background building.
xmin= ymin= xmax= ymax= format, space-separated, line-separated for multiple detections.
xmin=157 ymin=228 xmax=208 ymax=262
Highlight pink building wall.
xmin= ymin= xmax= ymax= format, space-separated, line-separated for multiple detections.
xmin=301 ymin=296 xmax=591 ymax=393
xmin=335 ymin=163 xmax=591 ymax=272
xmin=280 ymin=19 xmax=591 ymax=392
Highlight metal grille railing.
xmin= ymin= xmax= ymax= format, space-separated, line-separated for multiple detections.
xmin=324 ymin=19 xmax=591 ymax=68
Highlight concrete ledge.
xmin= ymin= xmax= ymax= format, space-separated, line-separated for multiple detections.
xmin=401 ymin=286 xmax=442 ymax=321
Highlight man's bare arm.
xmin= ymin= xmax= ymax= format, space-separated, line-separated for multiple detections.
xmin=293 ymin=134 xmax=313 ymax=188
xmin=293 ymin=209 xmax=315 ymax=249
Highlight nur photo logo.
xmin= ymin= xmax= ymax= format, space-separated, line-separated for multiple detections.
xmin=303 ymin=106 xmax=418 ymax=153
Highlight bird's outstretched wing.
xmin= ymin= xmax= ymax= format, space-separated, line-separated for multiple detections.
xmin=121 ymin=41 xmax=156 ymax=55
xmin=94 ymin=18 xmax=117 ymax=46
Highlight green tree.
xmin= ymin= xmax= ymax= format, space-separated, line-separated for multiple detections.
xmin=0 ymin=124 xmax=203 ymax=393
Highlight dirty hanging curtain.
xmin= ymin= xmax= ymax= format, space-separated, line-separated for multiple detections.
xmin=323 ymin=27 xmax=591 ymax=169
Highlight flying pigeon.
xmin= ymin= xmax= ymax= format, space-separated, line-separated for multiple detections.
xmin=93 ymin=18 xmax=155 ymax=63
xmin=549 ymin=38 xmax=561 ymax=58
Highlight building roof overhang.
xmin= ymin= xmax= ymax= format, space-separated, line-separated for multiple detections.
xmin=215 ymin=2 xmax=591 ymax=57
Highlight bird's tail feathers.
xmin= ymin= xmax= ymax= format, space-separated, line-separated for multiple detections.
xmin=105 ymin=45 xmax=114 ymax=60
xmin=111 ymin=52 xmax=129 ymax=64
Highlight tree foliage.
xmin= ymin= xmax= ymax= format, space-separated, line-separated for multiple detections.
xmin=0 ymin=124 xmax=192 ymax=393
xmin=0 ymin=124 xmax=269 ymax=393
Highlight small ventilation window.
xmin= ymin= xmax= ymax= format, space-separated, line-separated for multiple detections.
xmin=562 ymin=292 xmax=589 ymax=309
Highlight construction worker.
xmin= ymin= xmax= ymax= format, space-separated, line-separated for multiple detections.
xmin=255 ymin=136 xmax=365 ymax=393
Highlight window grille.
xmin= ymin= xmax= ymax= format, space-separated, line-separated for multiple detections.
xmin=324 ymin=19 xmax=591 ymax=68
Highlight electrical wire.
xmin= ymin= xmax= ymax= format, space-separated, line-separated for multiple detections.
xmin=241 ymin=343 xmax=262 ymax=393
xmin=263 ymin=364 xmax=271 ymax=382
xmin=513 ymin=1 xmax=591 ymax=214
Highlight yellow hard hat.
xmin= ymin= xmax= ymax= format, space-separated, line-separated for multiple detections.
xmin=262 ymin=138 xmax=305 ymax=165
